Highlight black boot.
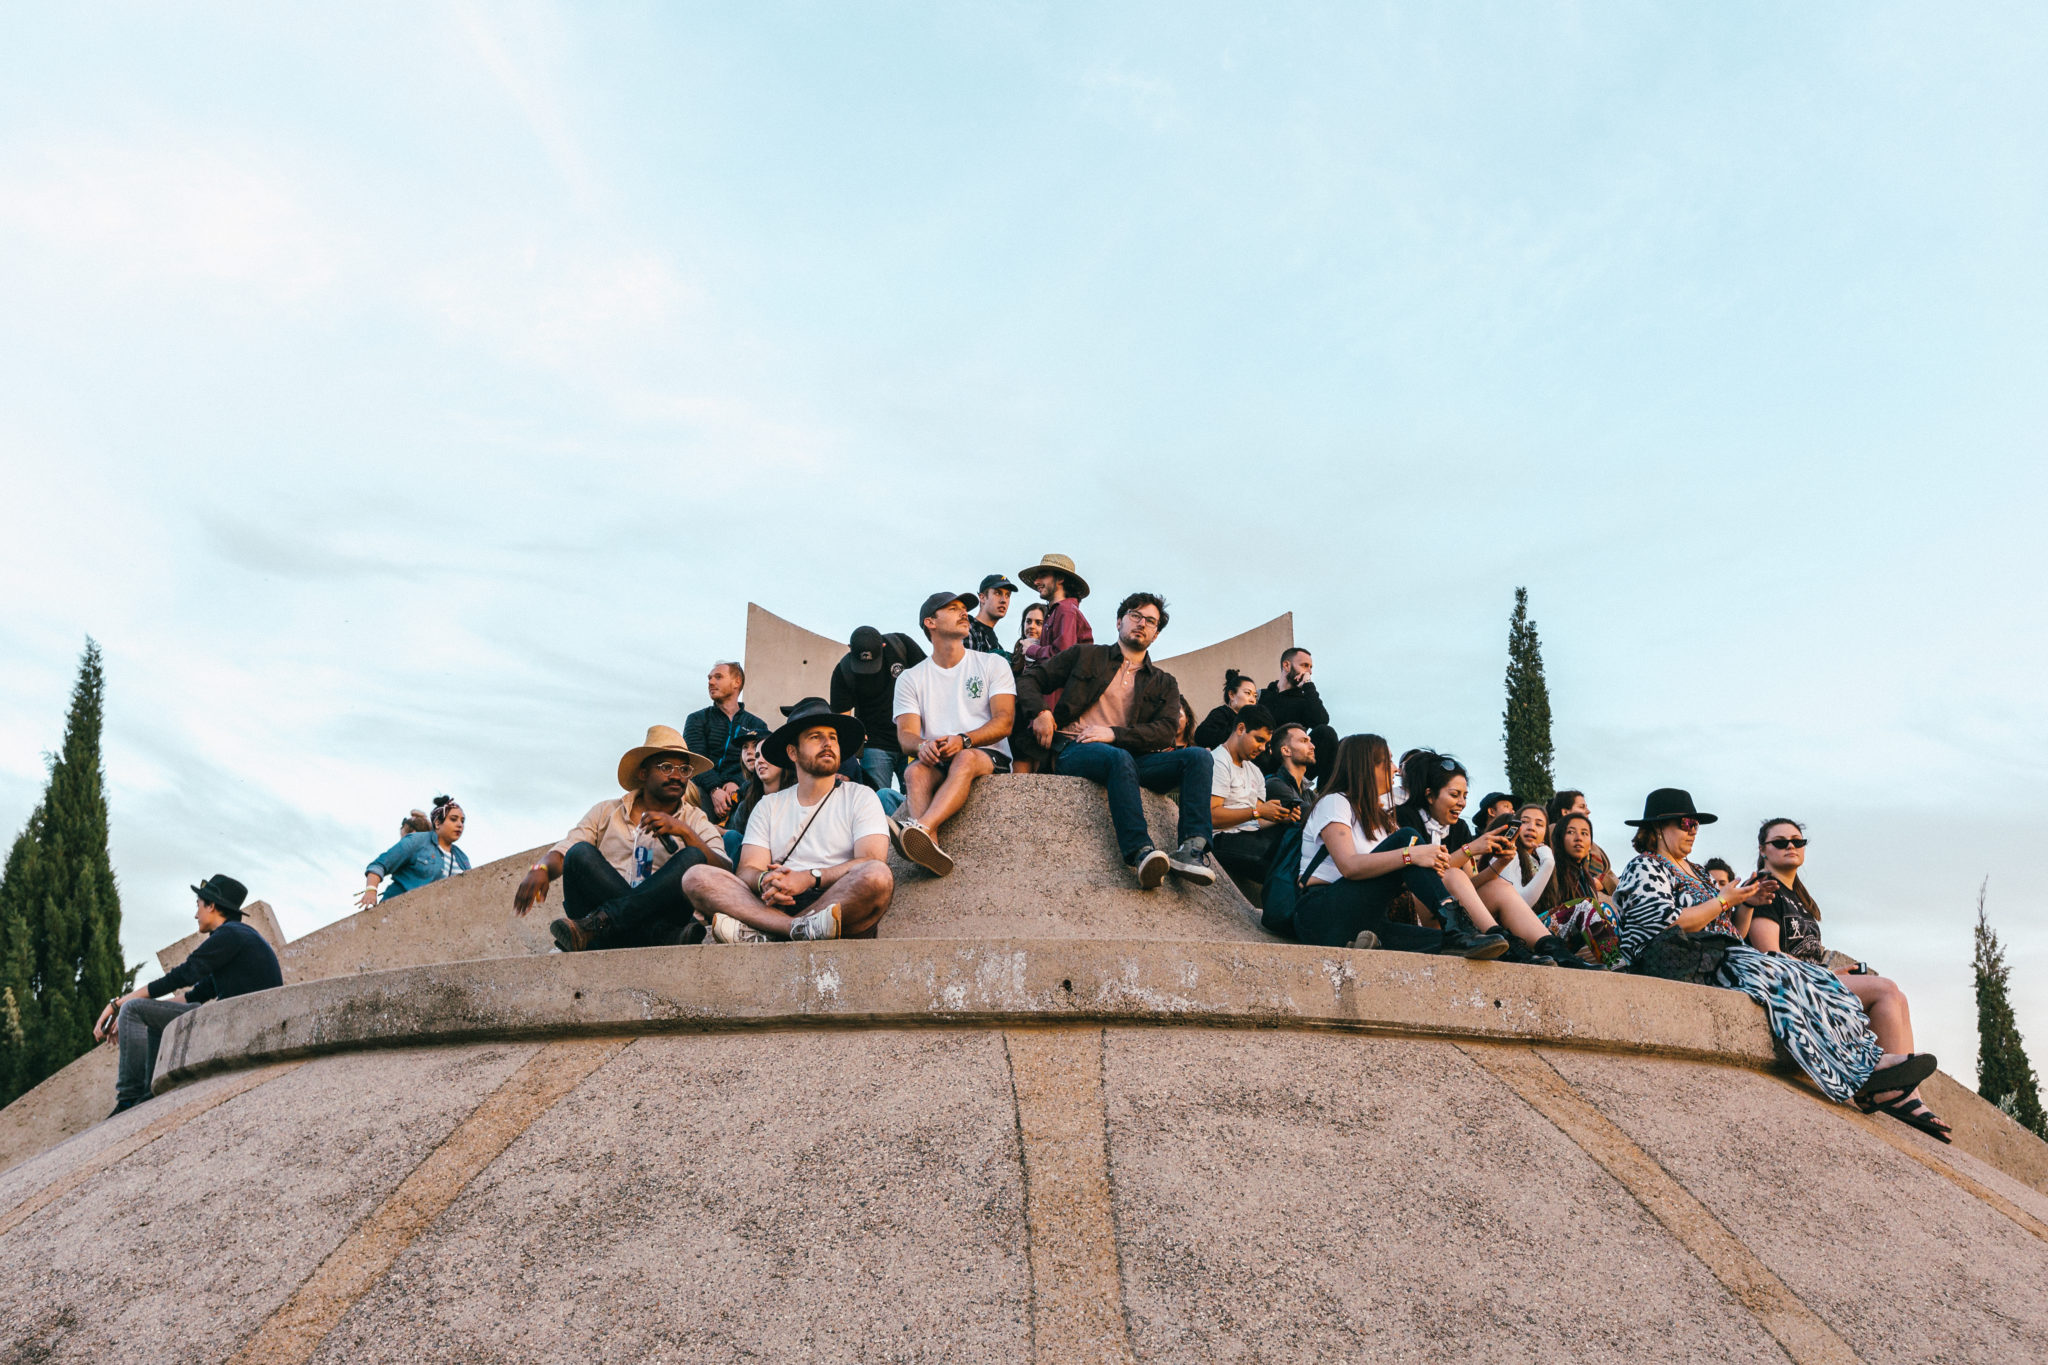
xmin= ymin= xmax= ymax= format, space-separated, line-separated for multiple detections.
xmin=1535 ymin=934 xmax=1600 ymax=969
xmin=1439 ymin=929 xmax=1510 ymax=960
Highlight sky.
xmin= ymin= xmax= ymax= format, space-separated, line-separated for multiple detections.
xmin=1 ymin=1 xmax=2043 ymax=1084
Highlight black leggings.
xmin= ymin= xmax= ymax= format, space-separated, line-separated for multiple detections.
xmin=1292 ymin=833 xmax=1459 ymax=952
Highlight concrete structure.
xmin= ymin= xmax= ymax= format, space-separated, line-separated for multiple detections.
xmin=743 ymin=601 xmax=1294 ymax=727
xmin=4 ymin=775 xmax=2047 ymax=1362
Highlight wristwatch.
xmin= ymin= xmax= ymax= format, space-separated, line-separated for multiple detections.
xmin=810 ymin=869 xmax=823 ymax=892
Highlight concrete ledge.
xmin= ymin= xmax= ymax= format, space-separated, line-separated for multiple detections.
xmin=154 ymin=940 xmax=1781 ymax=1092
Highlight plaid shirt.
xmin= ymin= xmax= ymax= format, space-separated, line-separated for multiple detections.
xmin=966 ymin=619 xmax=1003 ymax=655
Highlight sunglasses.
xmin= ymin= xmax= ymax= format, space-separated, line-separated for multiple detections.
xmin=1673 ymin=818 xmax=1699 ymax=833
xmin=1765 ymin=837 xmax=1808 ymax=850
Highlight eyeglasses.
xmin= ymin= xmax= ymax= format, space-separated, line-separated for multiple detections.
xmin=1765 ymin=837 xmax=1808 ymax=849
xmin=1673 ymin=818 xmax=1699 ymax=833
xmin=1127 ymin=615 xmax=1161 ymax=629
xmin=647 ymin=759 xmax=691 ymax=776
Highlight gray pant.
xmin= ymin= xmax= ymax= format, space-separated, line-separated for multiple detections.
xmin=116 ymin=997 xmax=200 ymax=1105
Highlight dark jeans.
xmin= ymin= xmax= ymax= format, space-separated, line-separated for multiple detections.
xmin=1052 ymin=742 xmax=1213 ymax=861
xmin=859 ymin=746 xmax=909 ymax=793
xmin=561 ymin=841 xmax=706 ymax=948
xmin=1292 ymin=832 xmax=1460 ymax=952
xmin=1213 ymin=827 xmax=1278 ymax=884
xmin=115 ymin=996 xmax=201 ymax=1105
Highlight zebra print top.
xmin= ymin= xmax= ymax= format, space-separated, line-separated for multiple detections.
xmin=1614 ymin=853 xmax=1739 ymax=968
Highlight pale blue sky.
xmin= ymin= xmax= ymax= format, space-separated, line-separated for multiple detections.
xmin=2 ymin=2 xmax=2043 ymax=1079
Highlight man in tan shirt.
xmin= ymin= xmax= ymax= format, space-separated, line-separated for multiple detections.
xmin=513 ymin=725 xmax=729 ymax=951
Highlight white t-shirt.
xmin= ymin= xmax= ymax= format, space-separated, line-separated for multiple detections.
xmin=893 ymin=651 xmax=1017 ymax=759
xmin=1210 ymin=744 xmax=1268 ymax=829
xmin=741 ymin=780 xmax=891 ymax=874
xmin=1300 ymin=793 xmax=1396 ymax=885
xmin=1501 ymin=844 xmax=1555 ymax=906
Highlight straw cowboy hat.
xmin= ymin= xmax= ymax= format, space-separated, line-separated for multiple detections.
xmin=616 ymin=725 xmax=713 ymax=789
xmin=1016 ymin=553 xmax=1090 ymax=601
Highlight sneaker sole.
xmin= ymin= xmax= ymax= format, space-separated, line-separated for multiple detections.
xmin=1135 ymin=852 xmax=1168 ymax=890
xmin=1167 ymin=857 xmax=1216 ymax=886
xmin=898 ymin=823 xmax=954 ymax=877
xmin=792 ymin=904 xmax=842 ymax=941
xmin=548 ymin=919 xmax=582 ymax=953
xmin=1348 ymin=931 xmax=1380 ymax=951
xmin=712 ymin=913 xmax=768 ymax=945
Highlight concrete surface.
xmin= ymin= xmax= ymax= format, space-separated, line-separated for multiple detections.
xmin=743 ymin=600 xmax=851 ymax=723
xmin=1153 ymin=612 xmax=1295 ymax=725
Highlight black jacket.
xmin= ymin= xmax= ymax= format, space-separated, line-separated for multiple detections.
xmin=1258 ymin=679 xmax=1329 ymax=730
xmin=145 ymin=920 xmax=282 ymax=1004
xmin=829 ymin=633 xmax=927 ymax=755
xmin=685 ymin=702 xmax=768 ymax=799
xmin=1017 ymin=645 xmax=1183 ymax=754
xmin=1192 ymin=705 xmax=1241 ymax=751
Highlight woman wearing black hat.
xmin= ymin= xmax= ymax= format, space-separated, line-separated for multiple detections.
xmin=1614 ymin=789 xmax=1935 ymax=1109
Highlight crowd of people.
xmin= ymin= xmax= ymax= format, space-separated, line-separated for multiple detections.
xmin=100 ymin=552 xmax=1948 ymax=1142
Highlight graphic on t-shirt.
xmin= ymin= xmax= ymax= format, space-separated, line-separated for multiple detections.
xmin=967 ymin=676 xmax=984 ymax=699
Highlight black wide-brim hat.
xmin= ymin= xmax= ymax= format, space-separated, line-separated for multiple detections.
xmin=768 ymin=699 xmax=866 ymax=770
xmin=1624 ymin=788 xmax=1718 ymax=827
xmin=190 ymin=873 xmax=249 ymax=915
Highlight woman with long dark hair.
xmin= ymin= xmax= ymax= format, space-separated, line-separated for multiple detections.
xmin=1615 ymin=789 xmax=1934 ymax=1110
xmin=1746 ymin=818 xmax=1949 ymax=1140
xmin=1193 ymin=670 xmax=1260 ymax=750
xmin=360 ymin=795 xmax=470 ymax=907
xmin=1534 ymin=811 xmax=1625 ymax=967
xmin=1395 ymin=751 xmax=1594 ymax=966
xmin=1294 ymin=736 xmax=1501 ymax=957
xmin=1008 ymin=602 xmax=1050 ymax=772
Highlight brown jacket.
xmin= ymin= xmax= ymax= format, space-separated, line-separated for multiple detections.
xmin=1016 ymin=644 xmax=1184 ymax=754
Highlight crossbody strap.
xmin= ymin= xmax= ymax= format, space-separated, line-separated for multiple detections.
xmin=776 ymin=779 xmax=841 ymax=866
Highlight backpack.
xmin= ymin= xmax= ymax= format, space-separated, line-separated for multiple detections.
xmin=1257 ymin=825 xmax=1326 ymax=939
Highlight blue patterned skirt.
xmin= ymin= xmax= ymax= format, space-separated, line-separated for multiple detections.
xmin=1716 ymin=944 xmax=1882 ymax=1103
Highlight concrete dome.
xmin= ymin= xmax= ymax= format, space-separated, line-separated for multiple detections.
xmin=4 ymin=775 xmax=2047 ymax=1363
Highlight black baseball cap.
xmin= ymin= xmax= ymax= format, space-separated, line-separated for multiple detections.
xmin=918 ymin=591 xmax=977 ymax=638
xmin=847 ymin=626 xmax=887 ymax=673
xmin=978 ymin=573 xmax=1018 ymax=594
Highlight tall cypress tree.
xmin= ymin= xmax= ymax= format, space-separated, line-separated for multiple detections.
xmin=1974 ymin=881 xmax=2045 ymax=1137
xmin=0 ymin=639 xmax=128 ymax=1108
xmin=1502 ymin=587 xmax=1555 ymax=804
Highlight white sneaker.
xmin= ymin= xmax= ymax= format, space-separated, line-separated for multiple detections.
xmin=897 ymin=820 xmax=954 ymax=877
xmin=789 ymin=902 xmax=842 ymax=941
xmin=711 ymin=912 xmax=769 ymax=944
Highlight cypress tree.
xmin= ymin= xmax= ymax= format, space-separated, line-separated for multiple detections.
xmin=0 ymin=639 xmax=128 ymax=1109
xmin=1501 ymin=587 xmax=1555 ymax=804
xmin=1974 ymin=881 xmax=2045 ymax=1137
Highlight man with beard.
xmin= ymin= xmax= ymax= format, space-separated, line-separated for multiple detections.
xmin=1257 ymin=647 xmax=1338 ymax=781
xmin=1264 ymin=722 xmax=1317 ymax=812
xmin=515 ymin=725 xmax=731 ymax=952
xmin=1018 ymin=591 xmax=1215 ymax=889
xmin=682 ymin=699 xmax=895 ymax=942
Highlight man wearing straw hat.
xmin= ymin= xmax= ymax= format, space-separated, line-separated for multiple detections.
xmin=514 ymin=725 xmax=731 ymax=952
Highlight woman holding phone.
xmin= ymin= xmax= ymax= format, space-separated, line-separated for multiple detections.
xmin=1747 ymin=818 xmax=1949 ymax=1141
xmin=1616 ymin=789 xmax=1934 ymax=1110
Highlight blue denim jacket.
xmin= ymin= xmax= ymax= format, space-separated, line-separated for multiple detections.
xmin=366 ymin=830 xmax=471 ymax=899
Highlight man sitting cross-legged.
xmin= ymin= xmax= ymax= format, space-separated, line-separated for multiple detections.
xmin=682 ymin=699 xmax=895 ymax=942
xmin=1018 ymin=591 xmax=1215 ymax=889
xmin=513 ymin=725 xmax=731 ymax=952
xmin=1209 ymin=704 xmax=1303 ymax=886
xmin=891 ymin=590 xmax=1017 ymax=876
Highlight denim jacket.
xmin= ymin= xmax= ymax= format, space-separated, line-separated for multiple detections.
xmin=366 ymin=830 xmax=471 ymax=899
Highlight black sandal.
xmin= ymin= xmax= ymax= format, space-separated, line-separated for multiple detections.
xmin=1853 ymin=1053 xmax=1938 ymax=1105
xmin=1873 ymin=1094 xmax=1953 ymax=1144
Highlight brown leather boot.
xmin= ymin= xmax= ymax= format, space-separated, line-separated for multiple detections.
xmin=550 ymin=911 xmax=610 ymax=953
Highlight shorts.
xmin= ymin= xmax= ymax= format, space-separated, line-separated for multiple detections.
xmin=911 ymin=746 xmax=1012 ymax=774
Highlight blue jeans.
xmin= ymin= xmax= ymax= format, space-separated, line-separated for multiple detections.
xmin=116 ymin=996 xmax=201 ymax=1105
xmin=859 ymin=746 xmax=908 ymax=794
xmin=1052 ymin=742 xmax=1213 ymax=862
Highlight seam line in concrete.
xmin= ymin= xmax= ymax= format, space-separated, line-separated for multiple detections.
xmin=1460 ymin=1043 xmax=1863 ymax=1365
xmin=223 ymin=1037 xmax=629 ymax=1365
xmin=1785 ymin=1078 xmax=2048 ymax=1245
xmin=1004 ymin=1026 xmax=1136 ymax=1365
xmin=0 ymin=1062 xmax=302 ymax=1239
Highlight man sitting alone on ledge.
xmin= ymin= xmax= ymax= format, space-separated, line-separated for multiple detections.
xmin=682 ymin=699 xmax=895 ymax=942
xmin=891 ymin=589 xmax=1017 ymax=877
xmin=94 ymin=874 xmax=282 ymax=1117
xmin=514 ymin=725 xmax=731 ymax=952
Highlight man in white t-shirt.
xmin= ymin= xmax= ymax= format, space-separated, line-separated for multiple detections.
xmin=1207 ymin=705 xmax=1300 ymax=885
xmin=680 ymin=700 xmax=895 ymax=942
xmin=887 ymin=590 xmax=1017 ymax=877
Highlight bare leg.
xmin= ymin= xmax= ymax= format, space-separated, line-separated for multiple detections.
xmin=830 ymin=861 xmax=895 ymax=936
xmin=904 ymin=760 xmax=940 ymax=822
xmin=1841 ymin=974 xmax=1936 ymax=1109
xmin=1477 ymin=878 xmax=1551 ymax=946
xmin=911 ymin=749 xmax=993 ymax=834
xmin=1440 ymin=867 xmax=1501 ymax=933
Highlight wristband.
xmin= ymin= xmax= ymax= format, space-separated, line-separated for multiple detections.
xmin=532 ymin=863 xmax=549 ymax=875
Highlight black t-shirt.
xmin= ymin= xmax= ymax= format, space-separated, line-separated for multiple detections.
xmin=1752 ymin=885 xmax=1826 ymax=962
xmin=828 ymin=633 xmax=926 ymax=754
